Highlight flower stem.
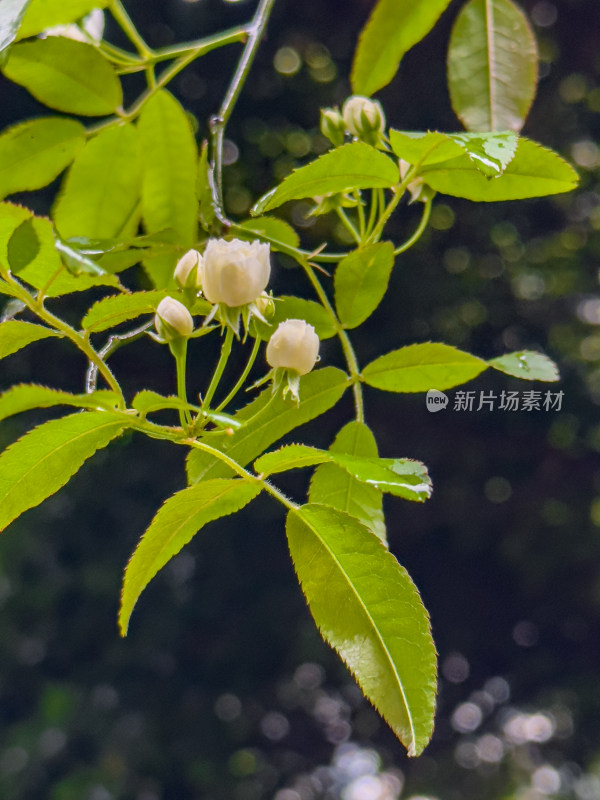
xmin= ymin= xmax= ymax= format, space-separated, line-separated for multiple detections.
xmin=215 ymin=334 xmax=261 ymax=412
xmin=202 ymin=327 xmax=234 ymax=412
xmin=336 ymin=207 xmax=361 ymax=245
xmin=394 ymin=196 xmax=433 ymax=255
xmin=170 ymin=338 xmax=192 ymax=428
xmin=110 ymin=0 xmax=153 ymax=58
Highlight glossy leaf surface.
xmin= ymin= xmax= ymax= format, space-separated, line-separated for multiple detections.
xmin=0 ymin=411 xmax=125 ymax=532
xmin=186 ymin=367 xmax=349 ymax=483
xmin=0 ymin=117 xmax=85 ymax=199
xmin=53 ymin=124 xmax=142 ymax=239
xmin=310 ymin=421 xmax=386 ymax=543
xmin=287 ymin=504 xmax=437 ymax=755
xmin=2 ymin=38 xmax=122 ymax=116
xmin=119 ymin=478 xmax=262 ymax=635
xmin=489 ymin=350 xmax=559 ymax=382
xmin=421 ymin=139 xmax=578 ymax=201
xmin=335 ymin=242 xmax=395 ymax=328
xmin=351 ymin=0 xmax=452 ymax=96
xmin=0 ymin=320 xmax=61 ymax=359
xmin=363 ymin=343 xmax=487 ymax=392
xmin=252 ymin=143 xmax=399 ymax=215
xmin=448 ymin=0 xmax=538 ymax=132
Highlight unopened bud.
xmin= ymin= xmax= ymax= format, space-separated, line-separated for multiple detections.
xmin=154 ymin=296 xmax=194 ymax=341
xmin=266 ymin=319 xmax=320 ymax=375
xmin=342 ymin=95 xmax=386 ymax=146
xmin=254 ymin=291 xmax=275 ymax=320
xmin=320 ymin=107 xmax=345 ymax=147
xmin=174 ymin=249 xmax=202 ymax=289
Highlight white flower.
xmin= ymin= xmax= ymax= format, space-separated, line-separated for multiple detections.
xmin=174 ymin=249 xmax=202 ymax=289
xmin=266 ymin=319 xmax=320 ymax=375
xmin=342 ymin=96 xmax=386 ymax=141
xmin=201 ymin=238 xmax=271 ymax=307
xmin=154 ymin=297 xmax=194 ymax=340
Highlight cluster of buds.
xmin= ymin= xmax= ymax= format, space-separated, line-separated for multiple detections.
xmin=154 ymin=239 xmax=321 ymax=404
xmin=320 ymin=95 xmax=386 ymax=148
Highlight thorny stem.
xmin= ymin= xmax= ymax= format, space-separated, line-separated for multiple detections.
xmin=201 ymin=327 xmax=234 ymax=413
xmin=86 ymin=321 xmax=153 ymax=393
xmin=215 ymin=334 xmax=262 ymax=413
xmin=210 ymin=0 xmax=278 ymax=212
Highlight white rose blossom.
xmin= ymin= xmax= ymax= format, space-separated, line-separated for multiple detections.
xmin=201 ymin=238 xmax=271 ymax=307
xmin=266 ymin=319 xmax=320 ymax=375
xmin=154 ymin=297 xmax=194 ymax=341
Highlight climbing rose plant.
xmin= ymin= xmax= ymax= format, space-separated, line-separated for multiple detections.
xmin=0 ymin=0 xmax=577 ymax=756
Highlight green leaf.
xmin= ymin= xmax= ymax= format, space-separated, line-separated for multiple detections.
xmin=362 ymin=343 xmax=487 ymax=392
xmin=286 ymin=504 xmax=437 ymax=755
xmin=310 ymin=421 xmax=386 ymax=542
xmin=335 ymin=242 xmax=395 ymax=329
xmin=390 ymin=130 xmax=518 ymax=178
xmin=0 ymin=0 xmax=32 ymax=60
xmin=18 ymin=0 xmax=109 ymax=40
xmin=54 ymin=238 xmax=107 ymax=276
xmin=251 ymin=143 xmax=399 ymax=215
xmin=255 ymin=444 xmax=431 ymax=503
xmin=489 ymin=350 xmax=559 ymax=382
xmin=447 ymin=0 xmax=538 ymax=132
xmin=53 ymin=124 xmax=142 ymax=240
xmin=0 ymin=117 xmax=86 ymax=199
xmin=0 ymin=411 xmax=125 ymax=533
xmin=119 ymin=478 xmax=261 ymax=635
xmin=138 ymin=91 xmax=198 ymax=288
xmin=237 ymin=217 xmax=300 ymax=251
xmin=351 ymin=0 xmax=452 ymax=96
xmin=0 ymin=320 xmax=61 ymax=359
xmin=186 ymin=367 xmax=349 ymax=483
xmin=82 ymin=290 xmax=166 ymax=333
xmin=253 ymin=296 xmax=336 ymax=341
xmin=2 ymin=38 xmax=121 ymax=116
xmin=7 ymin=218 xmax=39 ymax=272
xmin=421 ymin=138 xmax=578 ymax=201
xmin=0 ymin=384 xmax=119 ymax=422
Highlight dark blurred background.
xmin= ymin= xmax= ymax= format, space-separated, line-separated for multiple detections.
xmin=1 ymin=0 xmax=599 ymax=798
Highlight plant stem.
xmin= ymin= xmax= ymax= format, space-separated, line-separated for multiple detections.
xmin=394 ymin=196 xmax=433 ymax=256
xmin=2 ymin=271 xmax=125 ymax=405
xmin=86 ymin=320 xmax=153 ymax=393
xmin=336 ymin=207 xmax=361 ymax=245
xmin=301 ymin=260 xmax=365 ymax=423
xmin=210 ymin=0 xmax=278 ymax=212
xmin=215 ymin=334 xmax=261 ymax=412
xmin=110 ymin=0 xmax=153 ymax=58
xmin=354 ymin=189 xmax=366 ymax=240
xmin=171 ymin=339 xmax=192 ymax=428
xmin=201 ymin=327 xmax=234 ymax=412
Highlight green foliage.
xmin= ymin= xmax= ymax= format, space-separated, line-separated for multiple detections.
xmin=0 ymin=384 xmax=119 ymax=422
xmin=0 ymin=0 xmax=31 ymax=59
xmin=254 ymin=295 xmax=336 ymax=340
xmin=351 ymin=0 xmax=452 ymax=96
xmin=489 ymin=350 xmax=560 ymax=382
xmin=81 ymin=290 xmax=167 ymax=332
xmin=17 ymin=0 xmax=109 ymax=40
xmin=186 ymin=367 xmax=350 ymax=482
xmin=0 ymin=320 xmax=62 ymax=358
xmin=0 ymin=411 xmax=125 ymax=533
xmin=251 ymin=142 xmax=399 ymax=214
xmin=237 ymin=216 xmax=300 ymax=250
xmin=2 ymin=38 xmax=122 ymax=116
xmin=286 ymin=504 xmax=437 ymax=756
xmin=119 ymin=478 xmax=262 ymax=635
xmin=53 ymin=125 xmax=142 ymax=239
xmin=138 ymin=90 xmax=199 ymax=287
xmin=310 ymin=421 xmax=386 ymax=543
xmin=448 ymin=0 xmax=538 ymax=132
xmin=335 ymin=242 xmax=395 ymax=328
xmin=0 ymin=117 xmax=86 ymax=199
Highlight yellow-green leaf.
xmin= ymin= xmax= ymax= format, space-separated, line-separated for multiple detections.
xmin=0 ymin=320 xmax=61 ymax=359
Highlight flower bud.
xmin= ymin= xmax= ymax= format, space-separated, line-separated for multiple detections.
xmin=320 ymin=107 xmax=345 ymax=147
xmin=342 ymin=96 xmax=386 ymax=146
xmin=255 ymin=291 xmax=275 ymax=320
xmin=266 ymin=319 xmax=320 ymax=375
xmin=201 ymin=238 xmax=271 ymax=307
xmin=154 ymin=296 xmax=194 ymax=341
xmin=174 ymin=249 xmax=202 ymax=289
